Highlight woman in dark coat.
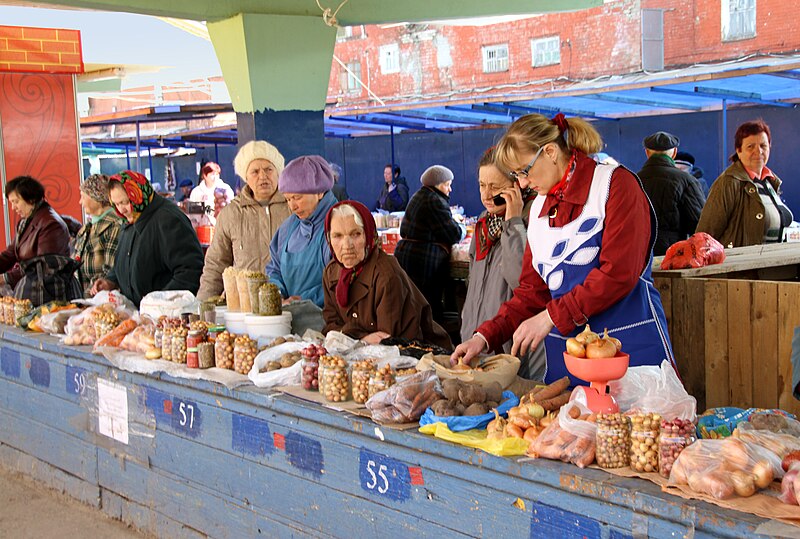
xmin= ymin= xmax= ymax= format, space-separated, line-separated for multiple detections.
xmin=322 ymin=200 xmax=451 ymax=350
xmin=0 ymin=176 xmax=79 ymax=305
xmin=394 ymin=165 xmax=465 ymax=322
xmin=92 ymin=170 xmax=204 ymax=306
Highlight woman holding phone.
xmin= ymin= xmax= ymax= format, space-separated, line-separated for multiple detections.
xmin=452 ymin=113 xmax=674 ymax=385
xmin=460 ymin=147 xmax=545 ymax=379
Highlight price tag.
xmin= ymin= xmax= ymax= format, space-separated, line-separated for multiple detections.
xmin=170 ymin=397 xmax=202 ymax=437
xmin=65 ymin=366 xmax=87 ymax=397
xmin=358 ymin=448 xmax=412 ymax=502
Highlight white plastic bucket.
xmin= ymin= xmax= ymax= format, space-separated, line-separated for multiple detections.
xmin=245 ymin=312 xmax=293 ymax=342
xmin=223 ymin=311 xmax=247 ymax=334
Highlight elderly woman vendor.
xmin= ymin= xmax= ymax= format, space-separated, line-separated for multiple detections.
xmin=322 ymin=200 xmax=452 ymax=349
xmin=92 ymin=170 xmax=204 ymax=306
xmin=266 ymin=155 xmax=338 ymax=307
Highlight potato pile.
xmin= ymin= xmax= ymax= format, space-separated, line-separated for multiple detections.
xmin=429 ymin=379 xmax=504 ymax=417
xmin=258 ymin=351 xmax=301 ymax=373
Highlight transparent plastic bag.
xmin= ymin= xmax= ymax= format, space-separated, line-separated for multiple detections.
xmin=248 ymin=341 xmax=308 ymax=388
xmin=118 ymin=324 xmax=156 ymax=354
xmin=779 ymin=462 xmax=800 ymax=505
xmin=733 ymin=422 xmax=800 ymax=460
xmin=38 ymin=308 xmax=82 ymax=334
xmin=365 ymin=370 xmax=443 ymax=424
xmin=528 ymin=401 xmax=597 ymax=468
xmin=609 ymin=360 xmax=696 ymax=421
xmin=669 ymin=438 xmax=780 ymax=499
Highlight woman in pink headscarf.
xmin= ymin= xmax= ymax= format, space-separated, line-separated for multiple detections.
xmin=322 ymin=200 xmax=451 ymax=349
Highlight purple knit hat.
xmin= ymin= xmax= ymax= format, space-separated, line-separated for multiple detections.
xmin=278 ymin=155 xmax=335 ymax=194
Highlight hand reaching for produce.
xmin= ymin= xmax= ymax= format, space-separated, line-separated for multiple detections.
xmin=511 ymin=310 xmax=554 ymax=357
xmin=449 ymin=335 xmax=487 ymax=366
xmin=362 ymin=331 xmax=390 ymax=345
xmin=90 ymin=278 xmax=117 ymax=296
xmin=281 ymin=295 xmax=301 ymax=306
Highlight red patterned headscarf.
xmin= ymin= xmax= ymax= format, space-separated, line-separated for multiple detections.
xmin=324 ymin=200 xmax=378 ymax=307
xmin=109 ymin=170 xmax=155 ymax=220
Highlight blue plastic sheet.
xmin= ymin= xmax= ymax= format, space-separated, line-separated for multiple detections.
xmin=418 ymin=391 xmax=519 ymax=432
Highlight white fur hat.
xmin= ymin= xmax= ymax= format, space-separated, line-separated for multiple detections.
xmin=233 ymin=140 xmax=285 ymax=180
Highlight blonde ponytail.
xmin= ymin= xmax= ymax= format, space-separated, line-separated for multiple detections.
xmin=494 ymin=113 xmax=603 ymax=171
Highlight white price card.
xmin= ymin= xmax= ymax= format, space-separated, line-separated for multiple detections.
xmin=97 ymin=378 xmax=129 ymax=444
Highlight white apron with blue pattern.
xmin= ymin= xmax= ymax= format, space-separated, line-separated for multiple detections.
xmin=528 ymin=163 xmax=675 ymax=385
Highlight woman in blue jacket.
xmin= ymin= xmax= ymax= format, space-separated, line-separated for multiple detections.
xmin=266 ymin=155 xmax=338 ymax=308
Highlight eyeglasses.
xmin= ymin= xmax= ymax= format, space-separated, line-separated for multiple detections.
xmin=509 ymin=146 xmax=544 ymax=180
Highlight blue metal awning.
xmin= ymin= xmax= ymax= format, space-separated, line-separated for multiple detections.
xmin=80 ymin=55 xmax=800 ymax=149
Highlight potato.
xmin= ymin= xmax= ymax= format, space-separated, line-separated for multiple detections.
xmin=431 ymin=399 xmax=457 ymax=417
xmin=463 ymin=403 xmax=489 ymax=416
xmin=442 ymin=378 xmax=463 ymax=401
xmin=458 ymin=384 xmax=486 ymax=406
xmin=484 ymin=381 xmax=503 ymax=403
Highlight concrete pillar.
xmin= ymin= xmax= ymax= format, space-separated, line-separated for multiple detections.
xmin=207 ymin=14 xmax=336 ymax=160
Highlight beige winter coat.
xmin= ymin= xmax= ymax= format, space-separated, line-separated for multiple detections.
xmin=197 ymin=186 xmax=290 ymax=299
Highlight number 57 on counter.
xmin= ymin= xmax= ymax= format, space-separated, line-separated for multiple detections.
xmin=358 ymin=448 xmax=423 ymax=502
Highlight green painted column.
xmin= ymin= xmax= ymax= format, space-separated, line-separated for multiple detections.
xmin=207 ymin=13 xmax=336 ymax=159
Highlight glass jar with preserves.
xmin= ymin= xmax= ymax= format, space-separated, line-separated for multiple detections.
xmin=2 ymin=297 xmax=14 ymax=325
xmin=214 ymin=331 xmax=235 ymax=369
xmin=13 ymin=299 xmax=32 ymax=327
xmin=258 ymin=282 xmax=282 ymax=316
xmin=629 ymin=412 xmax=661 ymax=473
xmin=659 ymin=419 xmax=697 ymax=479
xmin=198 ymin=342 xmax=215 ymax=369
xmin=319 ymin=355 xmax=350 ymax=403
xmin=207 ymin=325 xmax=225 ymax=343
xmin=233 ymin=335 xmax=257 ymax=375
xmin=186 ymin=329 xmax=205 ymax=368
xmin=351 ymin=359 xmax=376 ymax=404
xmin=595 ymin=413 xmax=631 ymax=469
xmin=171 ymin=326 xmax=188 ymax=364
xmin=368 ymin=364 xmax=396 ymax=399
xmin=300 ymin=344 xmax=325 ymax=391
xmin=161 ymin=327 xmax=174 ymax=361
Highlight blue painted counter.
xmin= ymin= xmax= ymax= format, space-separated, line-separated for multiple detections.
xmin=0 ymin=328 xmax=783 ymax=538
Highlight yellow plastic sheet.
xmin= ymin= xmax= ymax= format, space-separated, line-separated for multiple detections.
xmin=419 ymin=422 xmax=529 ymax=456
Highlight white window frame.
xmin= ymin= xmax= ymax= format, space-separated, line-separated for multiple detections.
xmin=531 ymin=36 xmax=561 ymax=67
xmin=722 ymin=0 xmax=756 ymax=41
xmin=482 ymin=44 xmax=509 ymax=73
xmin=342 ymin=61 xmax=361 ymax=93
xmin=379 ymin=44 xmax=400 ymax=74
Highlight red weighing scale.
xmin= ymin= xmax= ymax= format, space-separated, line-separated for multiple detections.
xmin=564 ymin=352 xmax=629 ymax=414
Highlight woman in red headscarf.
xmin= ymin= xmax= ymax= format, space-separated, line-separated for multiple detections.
xmin=322 ymin=201 xmax=451 ymax=349
xmin=92 ymin=170 xmax=204 ymax=307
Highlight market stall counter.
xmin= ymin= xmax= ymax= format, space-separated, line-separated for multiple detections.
xmin=0 ymin=328 xmax=789 ymax=538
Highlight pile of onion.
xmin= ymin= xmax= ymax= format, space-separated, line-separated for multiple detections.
xmin=566 ymin=325 xmax=622 ymax=359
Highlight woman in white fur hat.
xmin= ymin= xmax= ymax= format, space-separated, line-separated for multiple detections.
xmin=197 ymin=140 xmax=291 ymax=299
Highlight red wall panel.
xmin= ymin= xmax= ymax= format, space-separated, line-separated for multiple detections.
xmin=0 ymin=72 xmax=82 ymax=250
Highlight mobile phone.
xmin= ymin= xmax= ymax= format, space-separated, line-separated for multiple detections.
xmin=492 ymin=194 xmax=506 ymax=206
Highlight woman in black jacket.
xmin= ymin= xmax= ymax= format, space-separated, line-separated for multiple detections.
xmin=92 ymin=170 xmax=204 ymax=306
xmin=394 ymin=165 xmax=465 ymax=323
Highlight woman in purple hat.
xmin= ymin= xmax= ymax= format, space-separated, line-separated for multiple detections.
xmin=266 ymin=155 xmax=339 ymax=308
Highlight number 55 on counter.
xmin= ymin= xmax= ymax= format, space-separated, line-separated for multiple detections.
xmin=358 ymin=448 xmax=423 ymax=502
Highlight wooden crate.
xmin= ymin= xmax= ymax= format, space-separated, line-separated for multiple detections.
xmin=654 ymin=275 xmax=800 ymax=415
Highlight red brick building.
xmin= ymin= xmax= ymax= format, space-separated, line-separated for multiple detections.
xmin=328 ymin=0 xmax=800 ymax=109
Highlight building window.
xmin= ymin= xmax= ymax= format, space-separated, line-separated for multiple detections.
xmin=380 ymin=44 xmax=400 ymax=74
xmin=336 ymin=25 xmax=366 ymax=42
xmin=340 ymin=61 xmax=361 ymax=93
xmin=722 ymin=0 xmax=756 ymax=41
xmin=482 ymin=44 xmax=509 ymax=73
xmin=531 ymin=36 xmax=560 ymax=67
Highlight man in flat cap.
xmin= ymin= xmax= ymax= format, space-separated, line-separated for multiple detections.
xmin=637 ymin=131 xmax=706 ymax=256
